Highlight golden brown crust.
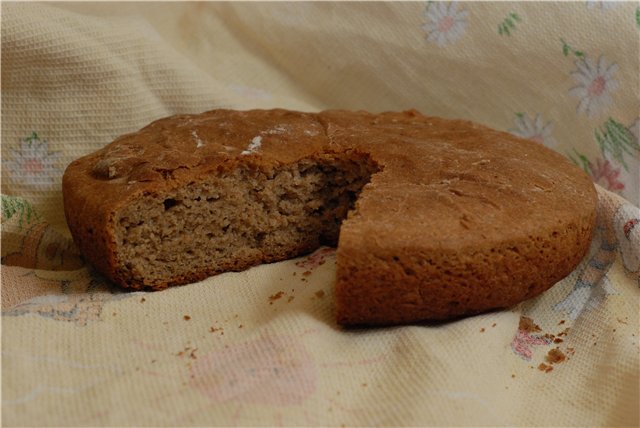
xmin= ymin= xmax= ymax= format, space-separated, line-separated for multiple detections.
xmin=62 ymin=108 xmax=597 ymax=325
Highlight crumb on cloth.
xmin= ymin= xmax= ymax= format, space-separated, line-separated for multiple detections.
xmin=269 ymin=291 xmax=285 ymax=304
xmin=538 ymin=363 xmax=553 ymax=373
xmin=545 ymin=348 xmax=566 ymax=364
xmin=519 ymin=316 xmax=542 ymax=333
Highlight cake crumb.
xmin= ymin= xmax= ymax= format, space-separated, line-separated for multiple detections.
xmin=538 ymin=363 xmax=553 ymax=373
xmin=140 ymin=297 xmax=146 ymax=303
xmin=184 ymin=315 xmax=191 ymax=321
xmin=177 ymin=346 xmax=197 ymax=359
xmin=209 ymin=326 xmax=223 ymax=333
xmin=553 ymin=338 xmax=563 ymax=344
xmin=287 ymin=296 xmax=295 ymax=303
xmin=315 ymin=290 xmax=325 ymax=299
xmin=545 ymin=348 xmax=566 ymax=364
xmin=480 ymin=328 xmax=485 ymax=333
xmin=511 ymin=374 xmax=516 ymax=378
xmin=269 ymin=291 xmax=285 ymax=304
xmin=519 ymin=316 xmax=542 ymax=333
xmin=558 ymin=319 xmax=566 ymax=325
xmin=238 ymin=324 xmax=244 ymax=329
xmin=491 ymin=323 xmax=496 ymax=328
xmin=303 ymin=271 xmax=312 ymax=277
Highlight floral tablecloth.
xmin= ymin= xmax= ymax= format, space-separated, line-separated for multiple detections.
xmin=2 ymin=2 xmax=639 ymax=426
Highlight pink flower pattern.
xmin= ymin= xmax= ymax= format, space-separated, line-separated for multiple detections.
xmin=589 ymin=158 xmax=625 ymax=192
xmin=511 ymin=329 xmax=551 ymax=361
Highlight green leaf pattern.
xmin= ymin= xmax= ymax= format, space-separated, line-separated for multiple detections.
xmin=1 ymin=194 xmax=41 ymax=230
xmin=561 ymin=38 xmax=585 ymax=58
xmin=594 ymin=118 xmax=640 ymax=171
xmin=498 ymin=12 xmax=521 ymax=36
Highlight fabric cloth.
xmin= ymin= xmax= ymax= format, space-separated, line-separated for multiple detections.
xmin=2 ymin=2 xmax=639 ymax=426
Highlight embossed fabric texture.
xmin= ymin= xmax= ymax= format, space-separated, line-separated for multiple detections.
xmin=2 ymin=2 xmax=639 ymax=426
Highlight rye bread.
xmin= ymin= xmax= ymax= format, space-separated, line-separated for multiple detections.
xmin=62 ymin=109 xmax=597 ymax=325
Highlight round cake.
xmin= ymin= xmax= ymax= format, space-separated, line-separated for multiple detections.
xmin=62 ymin=109 xmax=597 ymax=326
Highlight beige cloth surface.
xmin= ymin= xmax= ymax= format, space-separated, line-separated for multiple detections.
xmin=2 ymin=2 xmax=639 ymax=426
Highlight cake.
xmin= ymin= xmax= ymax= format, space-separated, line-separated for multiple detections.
xmin=62 ymin=109 xmax=597 ymax=326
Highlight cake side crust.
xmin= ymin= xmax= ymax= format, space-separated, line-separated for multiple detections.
xmin=334 ymin=203 xmax=597 ymax=325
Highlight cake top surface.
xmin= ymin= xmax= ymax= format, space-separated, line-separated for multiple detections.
xmin=64 ymin=108 xmax=597 ymax=249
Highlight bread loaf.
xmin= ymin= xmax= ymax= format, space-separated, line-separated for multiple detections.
xmin=62 ymin=109 xmax=597 ymax=325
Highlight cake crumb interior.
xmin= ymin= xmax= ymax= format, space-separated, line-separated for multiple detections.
xmin=114 ymin=153 xmax=380 ymax=287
